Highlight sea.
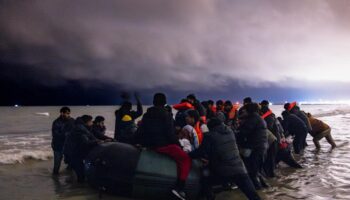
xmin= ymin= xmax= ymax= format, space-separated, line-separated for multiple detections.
xmin=0 ymin=105 xmax=350 ymax=200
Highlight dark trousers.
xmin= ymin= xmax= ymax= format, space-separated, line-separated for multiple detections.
xmin=203 ymin=173 xmax=261 ymax=200
xmin=243 ymin=151 xmax=266 ymax=190
xmin=276 ymin=148 xmax=302 ymax=168
xmin=263 ymin=141 xmax=278 ymax=177
xmin=293 ymin=132 xmax=307 ymax=154
xmin=70 ymin=158 xmax=85 ymax=182
xmin=53 ymin=151 xmax=63 ymax=174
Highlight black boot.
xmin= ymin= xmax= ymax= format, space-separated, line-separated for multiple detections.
xmin=172 ymin=180 xmax=186 ymax=200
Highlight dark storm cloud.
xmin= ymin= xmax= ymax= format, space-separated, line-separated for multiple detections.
xmin=1 ymin=0 xmax=350 ymax=91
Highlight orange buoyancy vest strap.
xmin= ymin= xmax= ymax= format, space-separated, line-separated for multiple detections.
xmin=211 ymin=106 xmax=217 ymax=113
xmin=173 ymin=102 xmax=194 ymax=110
xmin=288 ymin=102 xmax=297 ymax=111
xmin=228 ymin=104 xmax=240 ymax=119
xmin=262 ymin=110 xmax=273 ymax=119
xmin=194 ymin=122 xmax=203 ymax=144
xmin=201 ymin=116 xmax=207 ymax=124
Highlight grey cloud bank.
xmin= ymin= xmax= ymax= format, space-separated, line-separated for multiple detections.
xmin=1 ymin=0 xmax=350 ymax=91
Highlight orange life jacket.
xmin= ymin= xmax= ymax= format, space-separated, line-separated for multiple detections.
xmin=288 ymin=102 xmax=297 ymax=111
xmin=262 ymin=109 xmax=273 ymax=119
xmin=228 ymin=104 xmax=240 ymax=119
xmin=173 ymin=102 xmax=194 ymax=110
xmin=211 ymin=106 xmax=217 ymax=113
xmin=200 ymin=116 xmax=207 ymax=124
xmin=194 ymin=122 xmax=204 ymax=144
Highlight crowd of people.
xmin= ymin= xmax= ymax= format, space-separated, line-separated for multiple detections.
xmin=51 ymin=93 xmax=337 ymax=200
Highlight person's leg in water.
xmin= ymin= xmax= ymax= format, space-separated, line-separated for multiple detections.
xmin=317 ymin=128 xmax=336 ymax=149
xmin=70 ymin=158 xmax=85 ymax=183
xmin=313 ymin=137 xmax=321 ymax=149
xmin=293 ymin=134 xmax=304 ymax=154
xmin=155 ymin=144 xmax=192 ymax=199
xmin=63 ymin=153 xmax=73 ymax=171
xmin=263 ymin=141 xmax=278 ymax=178
xmin=53 ymin=151 xmax=63 ymax=175
xmin=325 ymin=134 xmax=337 ymax=149
xmin=255 ymin=152 xmax=268 ymax=188
xmin=276 ymin=148 xmax=302 ymax=168
xmin=232 ymin=174 xmax=262 ymax=200
xmin=201 ymin=168 xmax=216 ymax=200
xmin=244 ymin=152 xmax=264 ymax=190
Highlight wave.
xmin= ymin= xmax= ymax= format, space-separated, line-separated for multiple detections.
xmin=0 ymin=149 xmax=52 ymax=164
xmin=313 ymin=109 xmax=350 ymax=118
xmin=0 ymin=129 xmax=51 ymax=135
xmin=35 ymin=112 xmax=50 ymax=116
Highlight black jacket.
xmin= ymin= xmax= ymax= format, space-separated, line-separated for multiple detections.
xmin=92 ymin=125 xmax=111 ymax=140
xmin=237 ymin=113 xmax=268 ymax=152
xmin=137 ymin=106 xmax=178 ymax=148
xmin=190 ymin=124 xmax=247 ymax=176
xmin=51 ymin=117 xmax=75 ymax=151
xmin=175 ymin=109 xmax=189 ymax=128
xmin=264 ymin=113 xmax=282 ymax=143
xmin=64 ymin=123 xmax=98 ymax=159
xmin=294 ymin=110 xmax=312 ymax=133
xmin=283 ymin=114 xmax=308 ymax=138
xmin=114 ymin=101 xmax=143 ymax=138
xmin=193 ymin=100 xmax=206 ymax=117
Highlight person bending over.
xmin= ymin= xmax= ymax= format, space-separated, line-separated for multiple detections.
xmin=190 ymin=118 xmax=261 ymax=200
xmin=64 ymin=115 xmax=101 ymax=182
xmin=307 ymin=113 xmax=336 ymax=149
xmin=92 ymin=116 xmax=113 ymax=141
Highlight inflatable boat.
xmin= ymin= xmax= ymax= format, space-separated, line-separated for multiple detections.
xmin=85 ymin=142 xmax=202 ymax=199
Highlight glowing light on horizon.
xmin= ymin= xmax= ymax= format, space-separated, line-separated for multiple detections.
xmin=299 ymin=100 xmax=350 ymax=105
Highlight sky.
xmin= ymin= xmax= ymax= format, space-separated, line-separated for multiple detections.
xmin=1 ymin=0 xmax=350 ymax=105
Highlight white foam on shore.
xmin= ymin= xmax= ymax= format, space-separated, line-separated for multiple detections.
xmin=0 ymin=149 xmax=53 ymax=164
xmin=35 ymin=112 xmax=50 ymax=116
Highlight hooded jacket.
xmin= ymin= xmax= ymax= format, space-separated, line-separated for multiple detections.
xmin=91 ymin=124 xmax=111 ymax=140
xmin=237 ymin=113 xmax=268 ymax=153
xmin=283 ymin=113 xmax=308 ymax=137
xmin=190 ymin=124 xmax=247 ymax=176
xmin=137 ymin=106 xmax=178 ymax=148
xmin=64 ymin=121 xmax=98 ymax=159
xmin=291 ymin=108 xmax=312 ymax=133
xmin=51 ymin=117 xmax=75 ymax=151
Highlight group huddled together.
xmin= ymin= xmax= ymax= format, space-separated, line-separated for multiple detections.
xmin=51 ymin=93 xmax=336 ymax=200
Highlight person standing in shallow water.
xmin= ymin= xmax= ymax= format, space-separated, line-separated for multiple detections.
xmin=306 ymin=113 xmax=337 ymax=149
xmin=114 ymin=93 xmax=143 ymax=144
xmin=237 ymin=103 xmax=268 ymax=190
xmin=51 ymin=107 xmax=75 ymax=175
xmin=281 ymin=111 xmax=308 ymax=154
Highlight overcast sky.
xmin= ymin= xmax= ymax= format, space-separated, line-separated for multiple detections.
xmin=1 ymin=0 xmax=350 ymax=105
